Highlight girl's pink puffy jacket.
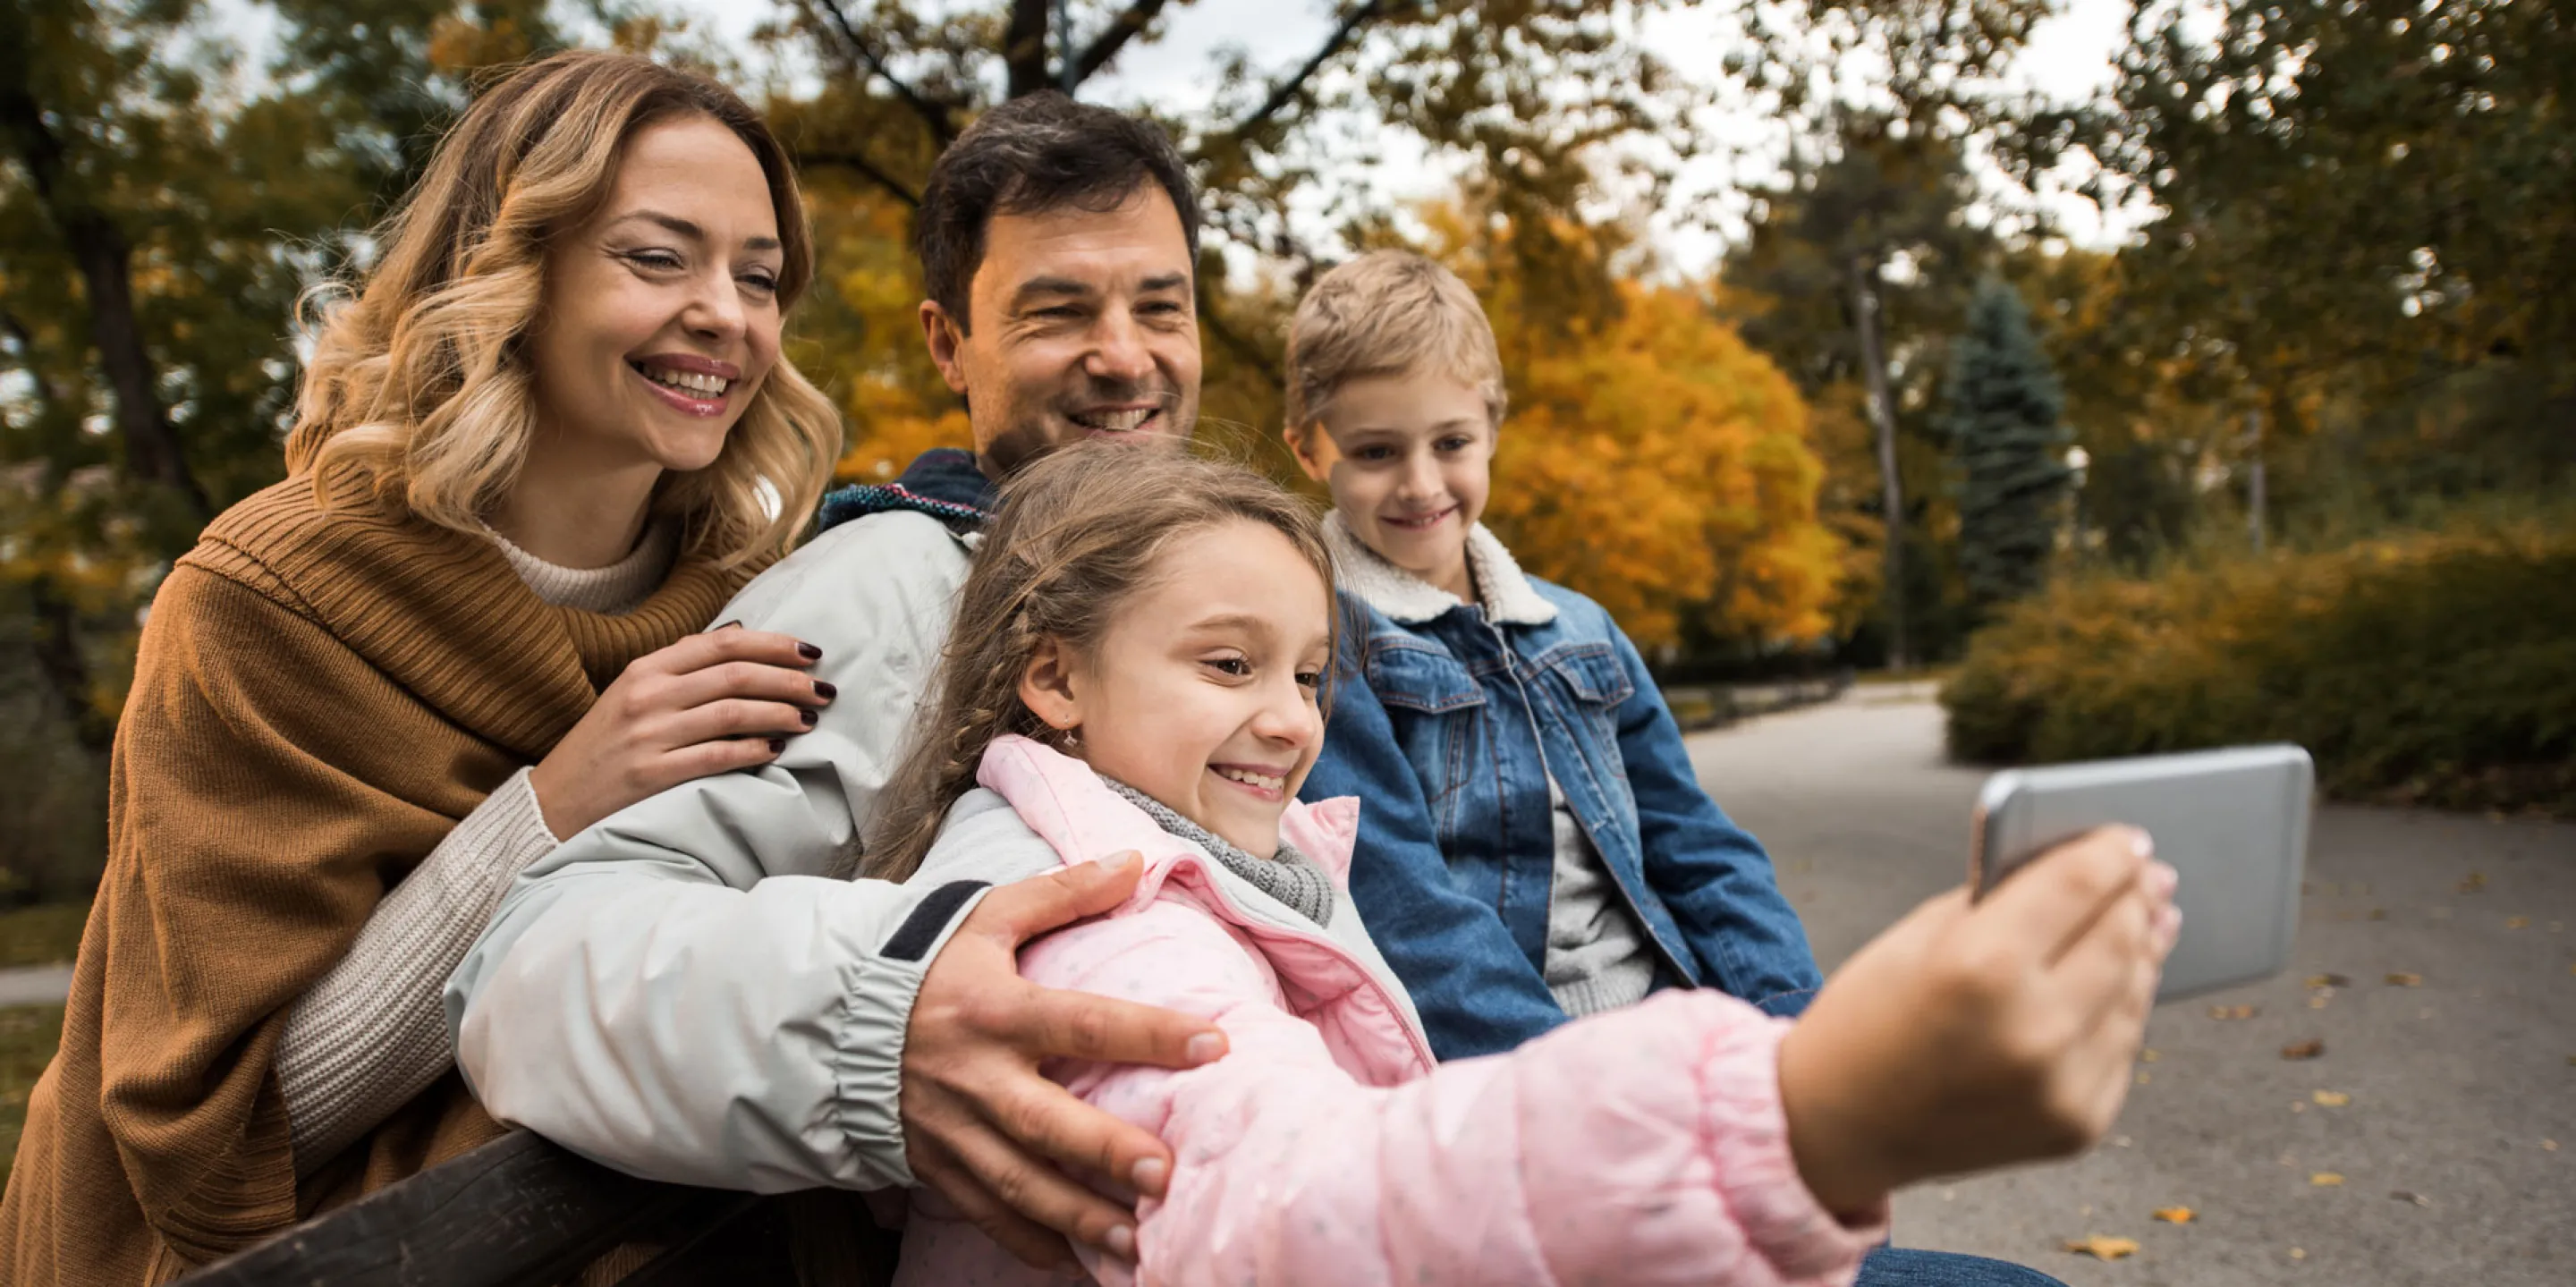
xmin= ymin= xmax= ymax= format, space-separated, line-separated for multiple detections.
xmin=894 ymin=736 xmax=1885 ymax=1287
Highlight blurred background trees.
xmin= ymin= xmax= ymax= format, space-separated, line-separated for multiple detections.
xmin=1 ymin=0 xmax=2569 ymax=902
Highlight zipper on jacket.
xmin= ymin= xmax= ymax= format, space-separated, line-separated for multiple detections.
xmin=1477 ymin=612 xmax=1695 ymax=989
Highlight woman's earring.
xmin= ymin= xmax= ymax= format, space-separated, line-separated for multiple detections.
xmin=1060 ymin=725 xmax=1081 ymax=749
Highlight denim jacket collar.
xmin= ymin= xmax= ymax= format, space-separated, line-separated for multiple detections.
xmin=1322 ymin=512 xmax=1557 ymax=628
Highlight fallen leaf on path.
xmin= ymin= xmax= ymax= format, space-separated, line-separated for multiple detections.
xmin=2506 ymin=916 xmax=2529 ymax=930
xmin=2282 ymin=1038 xmax=2325 ymax=1060
xmin=2546 ymin=1139 xmax=2561 ymax=1152
xmin=2310 ymin=1173 xmax=2344 ymax=1187
xmin=2306 ymin=973 xmax=2351 ymax=988
xmin=2135 ymin=1071 xmax=2152 ymax=1086
xmin=2208 ymin=1004 xmax=2258 ymax=1020
xmin=2062 ymin=1235 xmax=2140 ymax=1260
xmin=2151 ymin=1207 xmax=2194 ymax=1223
xmin=2290 ymin=1247 xmax=2309 ymax=1261
xmin=2309 ymin=995 xmax=2332 ymax=1009
xmin=2313 ymin=1090 xmax=2351 ymax=1106
xmin=2459 ymin=872 xmax=2487 ymax=893
xmin=2140 ymin=1048 xmax=2161 ymax=1063
xmin=2389 ymin=1190 xmax=2431 ymax=1207
xmin=2385 ymin=972 xmax=2422 ymax=986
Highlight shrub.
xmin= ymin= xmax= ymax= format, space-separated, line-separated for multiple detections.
xmin=1941 ymin=511 xmax=2576 ymax=816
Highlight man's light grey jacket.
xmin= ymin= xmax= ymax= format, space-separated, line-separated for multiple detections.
xmin=444 ymin=509 xmax=1004 ymax=1192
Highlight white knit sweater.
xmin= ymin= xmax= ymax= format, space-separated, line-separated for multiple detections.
xmin=272 ymin=523 xmax=676 ymax=1170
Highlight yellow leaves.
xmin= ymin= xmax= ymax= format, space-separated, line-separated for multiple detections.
xmin=2062 ymin=1235 xmax=2140 ymax=1260
xmin=2281 ymin=1038 xmax=2325 ymax=1060
xmin=2385 ymin=972 xmax=2423 ymax=986
xmin=2312 ymin=1090 xmax=2351 ymax=1107
xmin=2458 ymin=871 xmax=2487 ymax=893
xmin=2151 ymin=1207 xmax=2195 ymax=1223
xmin=2310 ymin=1172 xmax=2344 ymax=1186
xmin=2506 ymin=916 xmax=2530 ymax=930
xmin=2207 ymin=1004 xmax=2258 ymax=1020
xmin=425 ymin=13 xmax=538 ymax=74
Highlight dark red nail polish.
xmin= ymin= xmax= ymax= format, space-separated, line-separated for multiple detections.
xmin=800 ymin=708 xmax=818 ymax=727
xmin=797 ymin=641 xmax=823 ymax=660
xmin=767 ymin=738 xmax=786 ymax=754
xmin=812 ymin=681 xmax=837 ymax=700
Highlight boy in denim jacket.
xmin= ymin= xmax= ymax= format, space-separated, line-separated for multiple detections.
xmin=1286 ymin=250 xmax=1822 ymax=1059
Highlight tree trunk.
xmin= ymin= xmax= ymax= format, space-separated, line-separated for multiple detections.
xmin=1848 ymin=253 xmax=1909 ymax=671
xmin=1004 ymin=0 xmax=1053 ymax=98
xmin=0 ymin=78 xmax=209 ymax=520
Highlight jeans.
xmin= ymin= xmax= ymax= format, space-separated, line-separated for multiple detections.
xmin=1855 ymin=1247 xmax=2068 ymax=1286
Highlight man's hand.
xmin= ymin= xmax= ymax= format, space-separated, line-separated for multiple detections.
xmin=902 ymin=852 xmax=1229 ymax=1267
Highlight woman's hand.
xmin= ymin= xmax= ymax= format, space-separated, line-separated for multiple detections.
xmin=902 ymin=853 xmax=1230 ymax=1269
xmin=528 ymin=626 xmax=831 ymax=839
xmin=1777 ymin=826 xmax=2181 ymax=1215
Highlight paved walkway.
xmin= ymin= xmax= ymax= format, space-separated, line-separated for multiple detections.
xmin=0 ymin=963 xmax=71 ymax=1007
xmin=1691 ymin=689 xmax=2574 ymax=1285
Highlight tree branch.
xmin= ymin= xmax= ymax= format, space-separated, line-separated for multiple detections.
xmin=793 ymin=148 xmax=922 ymax=207
xmin=1231 ymin=0 xmax=1388 ymax=139
xmin=1070 ymin=0 xmax=1175 ymax=89
xmin=809 ymin=0 xmax=959 ymax=147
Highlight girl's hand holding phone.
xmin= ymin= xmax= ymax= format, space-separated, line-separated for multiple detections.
xmin=1776 ymin=826 xmax=2182 ymax=1215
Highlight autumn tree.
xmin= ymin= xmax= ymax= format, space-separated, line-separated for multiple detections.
xmin=2011 ymin=0 xmax=2576 ymax=531
xmin=1943 ymin=276 xmax=2068 ymax=619
xmin=1716 ymin=0 xmax=2063 ymax=666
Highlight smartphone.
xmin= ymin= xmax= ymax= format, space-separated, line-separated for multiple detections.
xmin=1970 ymin=745 xmax=2315 ymax=1003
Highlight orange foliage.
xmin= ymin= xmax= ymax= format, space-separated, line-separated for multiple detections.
xmin=1486 ymin=283 xmax=1843 ymax=648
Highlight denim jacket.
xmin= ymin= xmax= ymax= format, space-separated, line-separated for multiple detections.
xmin=1301 ymin=515 xmax=1820 ymax=1060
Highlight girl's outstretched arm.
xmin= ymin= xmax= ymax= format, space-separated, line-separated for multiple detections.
xmin=942 ymin=899 xmax=1883 ymax=1287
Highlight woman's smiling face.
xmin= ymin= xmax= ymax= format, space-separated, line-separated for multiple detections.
xmin=1022 ymin=519 xmax=1334 ymax=859
xmin=525 ymin=114 xmax=785 ymax=476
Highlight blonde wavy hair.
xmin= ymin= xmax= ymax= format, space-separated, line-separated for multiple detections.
xmin=286 ymin=50 xmax=841 ymax=567
xmin=855 ymin=445 xmax=1337 ymax=882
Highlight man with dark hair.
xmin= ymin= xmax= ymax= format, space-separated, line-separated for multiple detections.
xmin=450 ymin=93 xmax=1218 ymax=1273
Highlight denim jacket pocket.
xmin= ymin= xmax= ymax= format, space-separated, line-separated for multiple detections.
xmin=1538 ymin=644 xmax=1635 ymax=775
xmin=1539 ymin=643 xmax=1635 ymax=707
xmin=1365 ymin=640 xmax=1487 ymax=714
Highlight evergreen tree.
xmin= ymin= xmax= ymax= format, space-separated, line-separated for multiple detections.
xmin=1945 ymin=277 xmax=2071 ymax=620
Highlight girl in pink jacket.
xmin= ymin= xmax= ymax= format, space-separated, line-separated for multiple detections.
xmin=863 ymin=445 xmax=2180 ymax=1287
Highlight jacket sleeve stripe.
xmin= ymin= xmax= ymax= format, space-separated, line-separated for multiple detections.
xmin=882 ymin=881 xmax=989 ymax=961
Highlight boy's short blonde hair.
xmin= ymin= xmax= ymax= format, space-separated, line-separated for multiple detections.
xmin=1284 ymin=250 xmax=1508 ymax=431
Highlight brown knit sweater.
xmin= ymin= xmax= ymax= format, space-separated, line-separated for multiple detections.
xmin=0 ymin=475 xmax=752 ymax=1284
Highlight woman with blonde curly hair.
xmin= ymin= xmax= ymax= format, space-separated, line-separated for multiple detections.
xmin=0 ymin=50 xmax=843 ymax=1283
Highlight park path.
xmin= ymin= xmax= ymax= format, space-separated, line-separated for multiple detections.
xmin=0 ymin=964 xmax=71 ymax=1008
xmin=1690 ymin=687 xmax=2574 ymax=1286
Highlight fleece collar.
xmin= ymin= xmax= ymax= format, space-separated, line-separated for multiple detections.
xmin=1322 ymin=511 xmax=1557 ymax=627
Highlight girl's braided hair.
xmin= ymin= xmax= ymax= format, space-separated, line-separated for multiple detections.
xmin=852 ymin=444 xmax=1337 ymax=882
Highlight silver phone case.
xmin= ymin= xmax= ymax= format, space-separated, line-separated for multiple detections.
xmin=1970 ymin=744 xmax=2315 ymax=1003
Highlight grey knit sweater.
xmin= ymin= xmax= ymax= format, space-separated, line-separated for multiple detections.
xmin=1102 ymin=778 xmax=1337 ymax=927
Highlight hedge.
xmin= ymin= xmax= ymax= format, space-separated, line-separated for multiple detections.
xmin=1940 ymin=512 xmax=2576 ymax=817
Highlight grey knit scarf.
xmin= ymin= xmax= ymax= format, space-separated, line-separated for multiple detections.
xmin=1101 ymin=778 xmax=1336 ymax=927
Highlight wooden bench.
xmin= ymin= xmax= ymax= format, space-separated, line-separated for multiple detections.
xmin=175 ymin=1130 xmax=896 ymax=1286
